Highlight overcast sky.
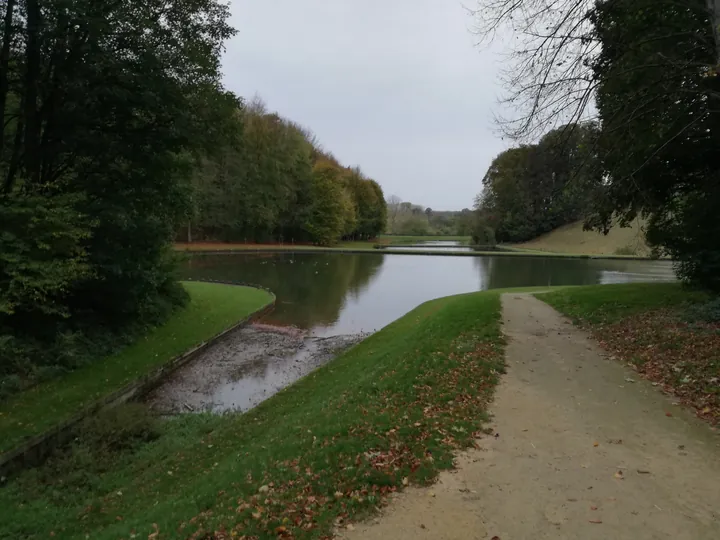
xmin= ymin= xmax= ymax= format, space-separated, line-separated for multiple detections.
xmin=221 ymin=0 xmax=509 ymax=211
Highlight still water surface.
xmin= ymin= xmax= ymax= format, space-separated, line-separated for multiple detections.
xmin=180 ymin=252 xmax=675 ymax=337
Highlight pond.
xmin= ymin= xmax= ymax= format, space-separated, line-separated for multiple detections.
xmin=179 ymin=252 xmax=675 ymax=337
xmin=155 ymin=252 xmax=675 ymax=413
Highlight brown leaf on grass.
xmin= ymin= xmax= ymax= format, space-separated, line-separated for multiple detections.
xmin=587 ymin=311 xmax=720 ymax=426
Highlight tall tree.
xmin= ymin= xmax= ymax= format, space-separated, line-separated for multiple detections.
xmin=1 ymin=0 xmax=236 ymax=391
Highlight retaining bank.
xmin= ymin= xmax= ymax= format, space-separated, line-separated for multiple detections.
xmin=0 ymin=282 xmax=275 ymax=477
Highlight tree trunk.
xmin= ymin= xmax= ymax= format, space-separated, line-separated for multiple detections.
xmin=709 ymin=0 xmax=720 ymax=72
xmin=187 ymin=223 xmax=192 ymax=243
xmin=0 ymin=0 xmax=16 ymax=160
xmin=24 ymin=0 xmax=42 ymax=185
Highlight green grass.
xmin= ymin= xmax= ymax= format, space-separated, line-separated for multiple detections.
xmin=0 ymin=282 xmax=274 ymax=455
xmin=539 ymin=283 xmax=719 ymax=426
xmin=1 ymin=289 xmax=507 ymax=540
xmin=538 ymin=282 xmax=708 ymax=325
xmin=514 ymin=219 xmax=651 ymax=256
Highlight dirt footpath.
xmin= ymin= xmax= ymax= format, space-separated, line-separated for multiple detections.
xmin=344 ymin=293 xmax=720 ymax=540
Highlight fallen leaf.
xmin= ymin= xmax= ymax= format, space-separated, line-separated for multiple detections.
xmin=637 ymin=469 xmax=651 ymax=474
xmin=346 ymin=524 xmax=355 ymax=531
xmin=402 ymin=477 xmax=409 ymax=486
xmin=589 ymin=519 xmax=603 ymax=524
xmin=665 ymin=412 xmax=673 ymax=417
xmin=593 ymin=441 xmax=599 ymax=447
xmin=590 ymin=506 xmax=598 ymax=511
xmin=614 ymin=471 xmax=624 ymax=480
xmin=491 ymin=536 xmax=501 ymax=540
xmin=258 ymin=485 xmax=269 ymax=494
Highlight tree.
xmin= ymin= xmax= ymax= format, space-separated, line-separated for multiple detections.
xmin=473 ymin=0 xmax=720 ymax=289
xmin=304 ymin=161 xmax=346 ymax=245
xmin=1 ymin=0 xmax=236 ymax=392
xmin=589 ymin=0 xmax=720 ymax=288
xmin=475 ymin=123 xmax=601 ymax=242
xmin=387 ymin=195 xmax=403 ymax=231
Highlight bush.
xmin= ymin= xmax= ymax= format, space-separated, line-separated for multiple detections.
xmin=472 ymin=225 xmax=497 ymax=247
xmin=18 ymin=404 xmax=161 ymax=492
xmin=614 ymin=244 xmax=637 ymax=256
xmin=683 ymin=298 xmax=720 ymax=324
xmin=78 ymin=404 xmax=160 ymax=453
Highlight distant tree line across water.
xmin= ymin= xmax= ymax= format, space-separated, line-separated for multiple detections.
xmin=187 ymin=98 xmax=387 ymax=246
xmin=385 ymin=197 xmax=477 ymax=237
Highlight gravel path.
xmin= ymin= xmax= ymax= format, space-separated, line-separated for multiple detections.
xmin=344 ymin=293 xmax=720 ymax=539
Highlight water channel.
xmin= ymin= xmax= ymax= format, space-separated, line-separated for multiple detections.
xmin=149 ymin=252 xmax=675 ymax=413
xmin=178 ymin=252 xmax=675 ymax=336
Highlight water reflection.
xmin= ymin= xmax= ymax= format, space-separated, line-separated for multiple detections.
xmin=179 ymin=253 xmax=675 ymax=336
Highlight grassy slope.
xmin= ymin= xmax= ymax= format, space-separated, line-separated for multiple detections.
xmin=538 ymin=283 xmax=704 ymax=324
xmin=1 ymin=290 xmax=507 ymax=540
xmin=0 ymin=282 xmax=274 ymax=455
xmin=514 ymin=219 xmax=650 ymax=256
xmin=540 ymin=283 xmax=719 ymax=425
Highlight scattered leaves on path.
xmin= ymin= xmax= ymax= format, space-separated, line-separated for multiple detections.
xmin=588 ymin=310 xmax=720 ymax=425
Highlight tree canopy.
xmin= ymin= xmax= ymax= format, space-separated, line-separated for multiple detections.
xmin=187 ymin=100 xmax=386 ymax=246
xmin=474 ymin=0 xmax=720 ymax=290
xmin=475 ymin=123 xmax=602 ymax=243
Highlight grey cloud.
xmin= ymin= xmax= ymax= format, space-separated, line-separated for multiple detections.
xmin=222 ymin=0 xmax=509 ymax=209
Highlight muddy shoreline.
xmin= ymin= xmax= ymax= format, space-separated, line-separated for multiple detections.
xmin=147 ymin=324 xmax=367 ymax=414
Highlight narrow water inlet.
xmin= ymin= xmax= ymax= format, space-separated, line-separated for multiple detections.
xmin=146 ymin=323 xmax=367 ymax=414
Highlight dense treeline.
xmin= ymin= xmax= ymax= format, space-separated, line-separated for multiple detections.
xmin=188 ymin=100 xmax=387 ymax=246
xmin=474 ymin=0 xmax=720 ymax=290
xmin=475 ymin=124 xmax=602 ymax=243
xmin=0 ymin=0 xmax=241 ymax=396
xmin=386 ymin=197 xmax=475 ymax=236
xmin=0 ymin=0 xmax=385 ymax=397
xmin=589 ymin=0 xmax=720 ymax=289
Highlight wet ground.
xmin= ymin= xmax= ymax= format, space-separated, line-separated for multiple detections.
xmin=147 ymin=324 xmax=367 ymax=414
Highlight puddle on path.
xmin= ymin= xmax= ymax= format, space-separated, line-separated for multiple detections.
xmin=147 ymin=324 xmax=366 ymax=414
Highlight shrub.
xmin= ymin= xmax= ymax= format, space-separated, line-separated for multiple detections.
xmin=614 ymin=244 xmax=637 ymax=256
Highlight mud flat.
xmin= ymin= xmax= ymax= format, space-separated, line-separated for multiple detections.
xmin=147 ymin=324 xmax=367 ymax=413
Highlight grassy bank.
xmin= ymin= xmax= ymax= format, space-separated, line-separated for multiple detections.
xmin=514 ymin=219 xmax=650 ymax=256
xmin=1 ymin=290 xmax=507 ymax=539
xmin=540 ymin=283 xmax=719 ymax=425
xmin=175 ymin=236 xmax=472 ymax=254
xmin=0 ymin=282 xmax=274 ymax=456
xmin=175 ymin=242 xmax=652 ymax=260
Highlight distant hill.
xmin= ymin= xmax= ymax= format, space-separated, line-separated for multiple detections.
xmin=513 ymin=219 xmax=651 ymax=256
